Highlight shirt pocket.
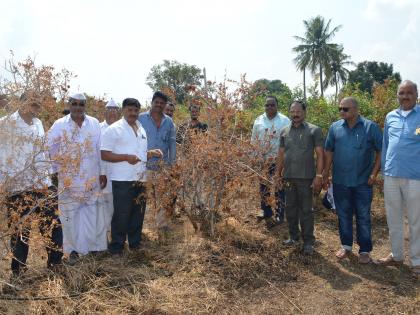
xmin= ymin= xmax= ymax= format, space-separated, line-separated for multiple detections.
xmin=352 ymin=133 xmax=367 ymax=150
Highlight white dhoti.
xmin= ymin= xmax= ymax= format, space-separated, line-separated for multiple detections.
xmin=97 ymin=192 xmax=114 ymax=245
xmin=59 ymin=192 xmax=107 ymax=255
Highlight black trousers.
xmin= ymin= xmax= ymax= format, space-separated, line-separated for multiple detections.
xmin=109 ymin=181 xmax=147 ymax=254
xmin=7 ymin=190 xmax=63 ymax=274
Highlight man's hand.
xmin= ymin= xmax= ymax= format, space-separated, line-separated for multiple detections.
xmin=322 ymin=173 xmax=331 ymax=190
xmin=126 ymin=154 xmax=140 ymax=165
xmin=368 ymin=174 xmax=377 ymax=186
xmin=312 ymin=176 xmax=322 ymax=195
xmin=99 ymin=175 xmax=107 ymax=189
xmin=274 ymin=174 xmax=283 ymax=191
xmin=148 ymin=149 xmax=163 ymax=159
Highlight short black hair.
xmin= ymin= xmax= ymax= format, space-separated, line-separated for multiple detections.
xmin=289 ymin=100 xmax=307 ymax=111
xmin=266 ymin=95 xmax=278 ymax=105
xmin=166 ymin=102 xmax=175 ymax=108
xmin=122 ymin=98 xmax=141 ymax=108
xmin=152 ymin=91 xmax=169 ymax=103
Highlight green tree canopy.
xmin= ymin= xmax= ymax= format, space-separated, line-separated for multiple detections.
xmin=146 ymin=60 xmax=203 ymax=103
xmin=293 ymin=15 xmax=342 ymax=98
xmin=347 ymin=61 xmax=401 ymax=93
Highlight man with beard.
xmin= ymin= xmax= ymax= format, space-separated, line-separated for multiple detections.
xmin=47 ymin=92 xmax=107 ymax=264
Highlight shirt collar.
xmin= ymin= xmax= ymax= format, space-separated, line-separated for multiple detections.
xmin=291 ymin=121 xmax=307 ymax=129
xmin=263 ymin=112 xmax=279 ymax=121
xmin=341 ymin=115 xmax=363 ymax=127
xmin=65 ymin=113 xmax=88 ymax=127
xmin=123 ymin=117 xmax=140 ymax=129
xmin=396 ymin=104 xmax=419 ymax=114
xmin=13 ymin=110 xmax=35 ymax=126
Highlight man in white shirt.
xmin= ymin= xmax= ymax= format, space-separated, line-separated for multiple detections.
xmin=251 ymin=95 xmax=290 ymax=226
xmin=0 ymin=92 xmax=62 ymax=275
xmin=47 ymin=92 xmax=107 ymax=264
xmin=98 ymin=99 xmax=120 ymax=245
xmin=101 ymin=98 xmax=162 ymax=255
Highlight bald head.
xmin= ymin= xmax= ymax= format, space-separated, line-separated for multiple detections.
xmin=397 ymin=80 xmax=418 ymax=110
xmin=340 ymin=97 xmax=359 ymax=108
xmin=339 ymin=96 xmax=359 ymax=122
xmin=398 ymin=80 xmax=418 ymax=94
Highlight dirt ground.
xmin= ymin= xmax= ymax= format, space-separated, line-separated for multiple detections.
xmin=0 ymin=191 xmax=419 ymax=314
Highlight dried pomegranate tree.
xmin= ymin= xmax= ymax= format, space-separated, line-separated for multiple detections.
xmin=149 ymin=76 xmax=276 ymax=236
xmin=0 ymin=56 xmax=83 ymax=276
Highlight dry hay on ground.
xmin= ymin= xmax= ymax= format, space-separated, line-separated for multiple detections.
xmin=0 ymin=195 xmax=419 ymax=314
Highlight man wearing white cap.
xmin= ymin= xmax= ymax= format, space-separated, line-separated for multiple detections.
xmin=98 ymin=99 xmax=120 ymax=245
xmin=47 ymin=92 xmax=107 ymax=264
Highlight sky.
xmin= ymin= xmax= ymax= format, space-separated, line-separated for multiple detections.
xmin=1 ymin=0 xmax=419 ymax=105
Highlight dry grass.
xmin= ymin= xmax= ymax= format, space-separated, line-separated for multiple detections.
xmin=0 ymin=191 xmax=419 ymax=315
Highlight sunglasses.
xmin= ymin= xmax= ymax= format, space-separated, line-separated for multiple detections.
xmin=338 ymin=107 xmax=350 ymax=112
xmin=71 ymin=101 xmax=86 ymax=107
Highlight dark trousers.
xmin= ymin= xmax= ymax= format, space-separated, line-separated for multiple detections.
xmin=7 ymin=190 xmax=63 ymax=275
xmin=260 ymin=163 xmax=285 ymax=221
xmin=333 ymin=183 xmax=373 ymax=253
xmin=109 ymin=181 xmax=146 ymax=254
xmin=284 ymin=179 xmax=315 ymax=245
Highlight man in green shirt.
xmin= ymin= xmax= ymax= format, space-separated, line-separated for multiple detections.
xmin=277 ymin=101 xmax=324 ymax=255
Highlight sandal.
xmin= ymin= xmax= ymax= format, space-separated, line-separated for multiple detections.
xmin=336 ymin=248 xmax=351 ymax=259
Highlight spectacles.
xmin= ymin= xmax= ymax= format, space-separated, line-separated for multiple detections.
xmin=338 ymin=107 xmax=350 ymax=112
xmin=71 ymin=102 xmax=86 ymax=107
xmin=265 ymin=103 xmax=276 ymax=108
xmin=106 ymin=107 xmax=120 ymax=112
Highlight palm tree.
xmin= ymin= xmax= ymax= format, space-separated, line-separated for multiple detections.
xmin=293 ymin=16 xmax=342 ymax=97
xmin=293 ymin=50 xmax=311 ymax=101
xmin=322 ymin=47 xmax=354 ymax=102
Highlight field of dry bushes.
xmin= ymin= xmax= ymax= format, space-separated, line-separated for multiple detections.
xmin=0 ymin=187 xmax=419 ymax=315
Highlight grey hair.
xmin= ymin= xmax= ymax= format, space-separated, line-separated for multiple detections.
xmin=398 ymin=80 xmax=418 ymax=94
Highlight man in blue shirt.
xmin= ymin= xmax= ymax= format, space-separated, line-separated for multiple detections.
xmin=323 ymin=97 xmax=382 ymax=264
xmin=377 ymin=80 xmax=420 ymax=276
xmin=139 ymin=91 xmax=176 ymax=169
xmin=138 ymin=91 xmax=176 ymax=231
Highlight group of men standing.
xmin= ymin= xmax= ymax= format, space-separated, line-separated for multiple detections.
xmin=0 ymin=90 xmax=209 ymax=274
xmin=251 ymin=80 xmax=420 ymax=275
xmin=1 ymin=79 xmax=419 ymax=277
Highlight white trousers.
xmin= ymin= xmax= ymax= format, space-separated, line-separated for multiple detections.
xmin=384 ymin=176 xmax=420 ymax=267
xmin=97 ymin=192 xmax=114 ymax=242
xmin=59 ymin=193 xmax=107 ymax=255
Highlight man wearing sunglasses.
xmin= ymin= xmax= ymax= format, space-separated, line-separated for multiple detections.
xmin=251 ymin=95 xmax=289 ymax=227
xmin=47 ymin=92 xmax=107 ymax=265
xmin=323 ymin=97 xmax=382 ymax=264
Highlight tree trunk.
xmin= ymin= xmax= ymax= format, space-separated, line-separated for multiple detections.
xmin=335 ymin=73 xmax=338 ymax=104
xmin=319 ymin=63 xmax=324 ymax=97
xmin=303 ymin=68 xmax=306 ymax=101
